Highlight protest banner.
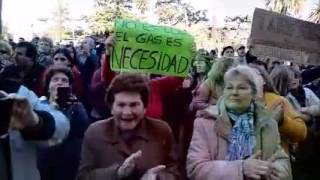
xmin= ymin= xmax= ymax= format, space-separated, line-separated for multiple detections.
xmin=111 ymin=19 xmax=194 ymax=77
xmin=248 ymin=8 xmax=320 ymax=65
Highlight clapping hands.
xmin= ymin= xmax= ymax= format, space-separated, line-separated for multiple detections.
xmin=117 ymin=150 xmax=166 ymax=180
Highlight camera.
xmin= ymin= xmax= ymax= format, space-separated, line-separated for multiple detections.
xmin=56 ymin=87 xmax=78 ymax=108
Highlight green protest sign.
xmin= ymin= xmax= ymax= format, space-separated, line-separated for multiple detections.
xmin=111 ymin=19 xmax=194 ymax=77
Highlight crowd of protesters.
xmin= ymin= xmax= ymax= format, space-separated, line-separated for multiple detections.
xmin=0 ymin=33 xmax=320 ymax=180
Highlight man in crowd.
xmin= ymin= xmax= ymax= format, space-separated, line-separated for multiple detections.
xmin=235 ymin=44 xmax=247 ymax=65
xmin=78 ymin=73 xmax=179 ymax=180
xmin=1 ymin=42 xmax=46 ymax=96
xmin=37 ymin=37 xmax=54 ymax=67
xmin=77 ymin=36 xmax=99 ymax=112
xmin=77 ymin=36 xmax=98 ymax=87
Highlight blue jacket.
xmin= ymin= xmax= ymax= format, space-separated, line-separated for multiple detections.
xmin=8 ymin=86 xmax=70 ymax=180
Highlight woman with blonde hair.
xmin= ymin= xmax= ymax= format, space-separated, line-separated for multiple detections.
xmin=187 ymin=65 xmax=291 ymax=180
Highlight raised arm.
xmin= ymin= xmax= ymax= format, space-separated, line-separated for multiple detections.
xmin=17 ymin=86 xmax=70 ymax=146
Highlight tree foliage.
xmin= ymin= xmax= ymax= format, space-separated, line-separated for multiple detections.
xmin=87 ymin=0 xmax=137 ymax=33
xmin=224 ymin=15 xmax=251 ymax=30
xmin=51 ymin=0 xmax=71 ymax=41
xmin=309 ymin=2 xmax=320 ymax=24
xmin=218 ymin=15 xmax=251 ymax=46
xmin=265 ymin=0 xmax=305 ymax=15
xmin=87 ymin=0 xmax=208 ymax=33
xmin=133 ymin=0 xmax=149 ymax=14
xmin=156 ymin=0 xmax=208 ymax=26
xmin=194 ymin=15 xmax=252 ymax=50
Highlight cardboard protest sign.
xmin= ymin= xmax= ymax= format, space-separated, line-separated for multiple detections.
xmin=111 ymin=19 xmax=194 ymax=77
xmin=248 ymin=8 xmax=320 ymax=65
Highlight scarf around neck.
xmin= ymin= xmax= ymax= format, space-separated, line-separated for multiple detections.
xmin=226 ymin=103 xmax=256 ymax=161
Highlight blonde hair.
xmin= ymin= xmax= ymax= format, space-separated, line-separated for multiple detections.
xmin=224 ymin=65 xmax=258 ymax=96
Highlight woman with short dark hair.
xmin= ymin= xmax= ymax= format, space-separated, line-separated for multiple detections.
xmin=37 ymin=65 xmax=89 ymax=180
xmin=105 ymin=73 xmax=150 ymax=108
xmin=52 ymin=48 xmax=85 ymax=104
xmin=78 ymin=73 xmax=179 ymax=180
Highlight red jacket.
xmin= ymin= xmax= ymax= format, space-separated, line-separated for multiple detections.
xmin=147 ymin=77 xmax=183 ymax=119
xmin=72 ymin=66 xmax=85 ymax=101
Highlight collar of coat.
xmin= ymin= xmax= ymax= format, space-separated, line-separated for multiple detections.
xmin=103 ymin=117 xmax=152 ymax=143
xmin=205 ymin=98 xmax=272 ymax=142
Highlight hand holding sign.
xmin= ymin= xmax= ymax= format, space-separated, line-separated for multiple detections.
xmin=111 ymin=19 xmax=194 ymax=77
xmin=105 ymin=35 xmax=117 ymax=55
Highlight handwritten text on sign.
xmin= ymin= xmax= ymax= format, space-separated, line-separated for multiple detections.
xmin=111 ymin=19 xmax=194 ymax=77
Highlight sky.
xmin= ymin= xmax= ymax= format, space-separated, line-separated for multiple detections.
xmin=187 ymin=0 xmax=318 ymax=25
xmin=3 ymin=0 xmax=319 ymax=40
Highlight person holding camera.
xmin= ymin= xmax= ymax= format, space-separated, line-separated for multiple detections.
xmin=0 ymin=68 xmax=70 ymax=180
xmin=52 ymin=48 xmax=85 ymax=105
xmin=37 ymin=65 xmax=89 ymax=180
